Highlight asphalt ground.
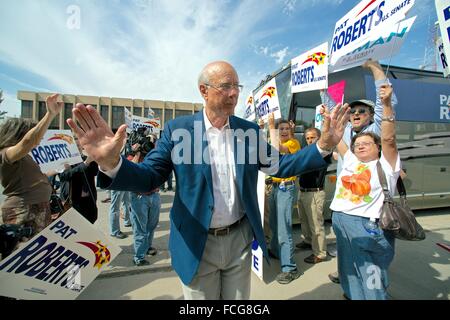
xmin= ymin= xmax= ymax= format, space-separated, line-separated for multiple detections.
xmin=77 ymin=188 xmax=450 ymax=300
xmin=1 ymin=186 xmax=449 ymax=300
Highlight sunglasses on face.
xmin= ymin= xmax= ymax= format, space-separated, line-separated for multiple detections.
xmin=350 ymin=108 xmax=368 ymax=115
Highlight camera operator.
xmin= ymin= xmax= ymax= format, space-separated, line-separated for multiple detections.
xmin=127 ymin=129 xmax=161 ymax=266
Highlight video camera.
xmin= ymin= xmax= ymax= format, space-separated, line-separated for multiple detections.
xmin=126 ymin=127 xmax=155 ymax=156
xmin=0 ymin=224 xmax=33 ymax=259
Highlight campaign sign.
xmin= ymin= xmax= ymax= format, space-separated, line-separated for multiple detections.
xmin=436 ymin=0 xmax=450 ymax=77
xmin=131 ymin=116 xmax=161 ymax=134
xmin=125 ymin=108 xmax=133 ymax=133
xmin=29 ymin=130 xmax=83 ymax=174
xmin=437 ymin=37 xmax=450 ymax=77
xmin=254 ymin=78 xmax=282 ymax=123
xmin=329 ymin=0 xmax=415 ymax=67
xmin=251 ymin=171 xmax=266 ymax=281
xmin=243 ymin=94 xmax=256 ymax=121
xmin=315 ymin=105 xmax=324 ymax=131
xmin=330 ymin=16 xmax=416 ymax=73
xmin=0 ymin=210 xmax=122 ymax=300
xmin=291 ymin=42 xmax=328 ymax=93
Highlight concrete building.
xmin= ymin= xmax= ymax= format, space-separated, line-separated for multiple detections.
xmin=17 ymin=91 xmax=204 ymax=131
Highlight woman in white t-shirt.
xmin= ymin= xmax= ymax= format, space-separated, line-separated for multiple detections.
xmin=330 ymin=83 xmax=399 ymax=300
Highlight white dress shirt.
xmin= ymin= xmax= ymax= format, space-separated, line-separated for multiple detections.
xmin=203 ymin=109 xmax=244 ymax=228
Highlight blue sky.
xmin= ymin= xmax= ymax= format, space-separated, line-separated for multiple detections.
xmin=0 ymin=0 xmax=439 ymax=118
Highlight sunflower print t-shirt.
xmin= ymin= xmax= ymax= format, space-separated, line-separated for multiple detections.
xmin=330 ymin=150 xmax=401 ymax=219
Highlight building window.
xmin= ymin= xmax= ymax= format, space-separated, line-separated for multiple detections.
xmin=39 ymin=101 xmax=59 ymax=129
xmin=64 ymin=103 xmax=73 ymax=129
xmin=101 ymin=105 xmax=109 ymax=123
xmin=112 ymin=106 xmax=125 ymax=130
xmin=164 ymin=108 xmax=173 ymax=124
xmin=21 ymin=100 xmax=33 ymax=119
xmin=175 ymin=110 xmax=192 ymax=118
xmin=38 ymin=101 xmax=46 ymax=119
xmin=133 ymin=107 xmax=142 ymax=117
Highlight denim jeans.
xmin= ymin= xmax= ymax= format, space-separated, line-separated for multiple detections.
xmin=268 ymin=183 xmax=298 ymax=273
xmin=332 ymin=211 xmax=396 ymax=300
xmin=109 ymin=190 xmax=131 ymax=236
xmin=130 ymin=192 xmax=161 ymax=263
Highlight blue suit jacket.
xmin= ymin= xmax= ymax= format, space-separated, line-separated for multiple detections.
xmin=97 ymin=111 xmax=328 ymax=285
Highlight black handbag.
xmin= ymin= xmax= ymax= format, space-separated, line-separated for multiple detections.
xmin=376 ymin=162 xmax=426 ymax=241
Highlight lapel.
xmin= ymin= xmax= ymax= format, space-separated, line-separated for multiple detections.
xmin=229 ymin=116 xmax=245 ymax=197
xmin=191 ymin=111 xmax=214 ymax=200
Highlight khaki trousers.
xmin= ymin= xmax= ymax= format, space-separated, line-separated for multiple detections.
xmin=298 ymin=190 xmax=327 ymax=259
xmin=181 ymin=218 xmax=253 ymax=300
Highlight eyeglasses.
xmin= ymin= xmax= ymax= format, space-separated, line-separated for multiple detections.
xmin=354 ymin=141 xmax=375 ymax=148
xmin=350 ymin=108 xmax=368 ymax=115
xmin=204 ymin=83 xmax=243 ymax=93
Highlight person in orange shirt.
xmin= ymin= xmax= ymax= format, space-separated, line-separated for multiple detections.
xmin=267 ymin=113 xmax=302 ymax=284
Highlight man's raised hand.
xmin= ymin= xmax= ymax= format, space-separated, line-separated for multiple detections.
xmin=317 ymin=103 xmax=350 ymax=151
xmin=67 ymin=104 xmax=127 ymax=171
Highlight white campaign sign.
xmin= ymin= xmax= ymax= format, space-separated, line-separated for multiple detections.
xmin=243 ymin=94 xmax=256 ymax=121
xmin=291 ymin=42 xmax=329 ymax=93
xmin=251 ymin=171 xmax=266 ymax=281
xmin=29 ymin=130 xmax=83 ymax=174
xmin=254 ymin=78 xmax=282 ymax=123
xmin=131 ymin=116 xmax=161 ymax=134
xmin=436 ymin=0 xmax=450 ymax=77
xmin=437 ymin=37 xmax=450 ymax=77
xmin=329 ymin=0 xmax=415 ymax=67
xmin=315 ymin=105 xmax=324 ymax=131
xmin=330 ymin=16 xmax=416 ymax=73
xmin=0 ymin=210 xmax=122 ymax=300
xmin=125 ymin=108 xmax=133 ymax=132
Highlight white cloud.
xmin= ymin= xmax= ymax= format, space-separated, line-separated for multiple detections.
xmin=0 ymin=0 xmax=277 ymax=103
xmin=270 ymin=47 xmax=289 ymax=64
xmin=259 ymin=46 xmax=270 ymax=56
xmin=283 ymin=0 xmax=297 ymax=15
xmin=283 ymin=0 xmax=343 ymax=15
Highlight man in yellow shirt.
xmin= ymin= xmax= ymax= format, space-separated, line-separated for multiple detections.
xmin=267 ymin=114 xmax=301 ymax=284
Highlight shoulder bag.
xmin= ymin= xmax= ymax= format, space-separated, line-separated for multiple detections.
xmin=376 ymin=161 xmax=426 ymax=241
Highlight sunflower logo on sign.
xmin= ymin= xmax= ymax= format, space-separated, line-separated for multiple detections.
xmin=261 ymin=86 xmax=276 ymax=99
xmin=78 ymin=240 xmax=112 ymax=270
xmin=302 ymin=52 xmax=327 ymax=66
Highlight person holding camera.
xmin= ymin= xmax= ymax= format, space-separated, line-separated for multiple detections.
xmin=0 ymin=94 xmax=63 ymax=258
xmin=127 ymin=132 xmax=161 ymax=266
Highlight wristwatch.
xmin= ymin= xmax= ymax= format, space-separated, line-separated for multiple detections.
xmin=382 ymin=115 xmax=395 ymax=122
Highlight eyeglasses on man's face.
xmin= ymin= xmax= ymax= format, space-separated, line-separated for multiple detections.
xmin=354 ymin=141 xmax=375 ymax=148
xmin=204 ymin=83 xmax=243 ymax=93
xmin=350 ymin=108 xmax=369 ymax=115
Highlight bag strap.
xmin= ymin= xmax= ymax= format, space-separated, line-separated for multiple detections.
xmin=396 ymin=175 xmax=407 ymax=198
xmin=376 ymin=161 xmax=407 ymax=200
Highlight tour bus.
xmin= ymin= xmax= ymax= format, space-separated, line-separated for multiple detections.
xmin=252 ymin=63 xmax=450 ymax=218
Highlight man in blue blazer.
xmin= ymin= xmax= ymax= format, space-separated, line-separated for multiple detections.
xmin=68 ymin=61 xmax=349 ymax=299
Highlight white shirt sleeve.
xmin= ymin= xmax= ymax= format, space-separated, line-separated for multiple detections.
xmin=315 ymin=144 xmax=333 ymax=157
xmin=98 ymin=157 xmax=123 ymax=179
